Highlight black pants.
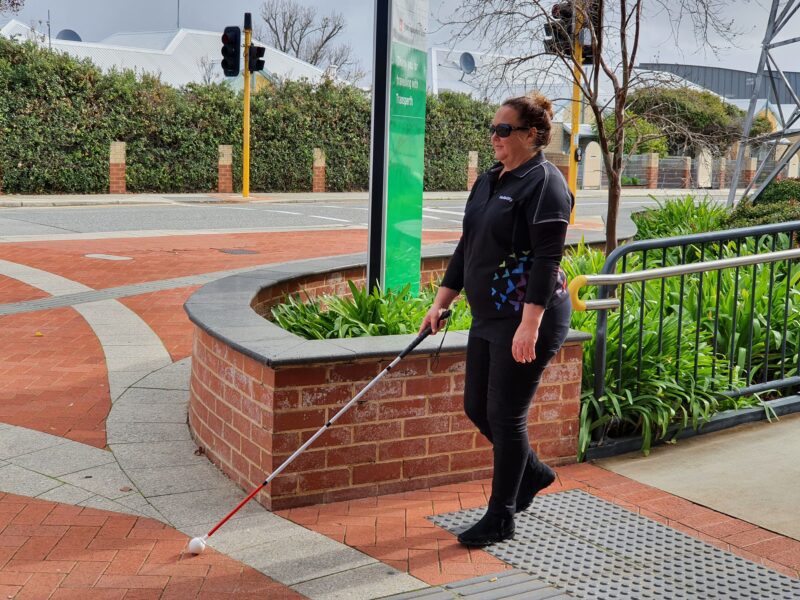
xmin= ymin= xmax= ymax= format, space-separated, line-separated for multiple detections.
xmin=464 ymin=298 xmax=572 ymax=519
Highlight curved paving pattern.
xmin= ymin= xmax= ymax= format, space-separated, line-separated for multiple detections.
xmin=0 ymin=491 xmax=304 ymax=599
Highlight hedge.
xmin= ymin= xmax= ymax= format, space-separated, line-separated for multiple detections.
xmin=0 ymin=38 xmax=498 ymax=194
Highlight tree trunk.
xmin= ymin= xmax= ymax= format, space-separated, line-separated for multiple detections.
xmin=605 ymin=172 xmax=621 ymax=254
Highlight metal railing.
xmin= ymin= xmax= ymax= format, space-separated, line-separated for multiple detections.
xmin=569 ymin=221 xmax=800 ymax=403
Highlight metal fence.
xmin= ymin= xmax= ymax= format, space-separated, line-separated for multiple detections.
xmin=571 ymin=221 xmax=800 ymax=404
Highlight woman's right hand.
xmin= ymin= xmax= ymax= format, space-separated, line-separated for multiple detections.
xmin=419 ymin=305 xmax=448 ymax=335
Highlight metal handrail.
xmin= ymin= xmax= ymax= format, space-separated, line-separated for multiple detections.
xmin=569 ymin=247 xmax=800 ymax=312
xmin=592 ymin=220 xmax=800 ymax=400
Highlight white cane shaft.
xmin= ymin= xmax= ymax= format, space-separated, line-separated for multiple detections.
xmin=263 ymin=366 xmax=392 ymax=486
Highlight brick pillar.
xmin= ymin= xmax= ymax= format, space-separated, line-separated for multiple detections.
xmin=716 ymin=158 xmax=727 ymax=189
xmin=680 ymin=156 xmax=692 ymax=188
xmin=109 ymin=142 xmax=126 ymax=194
xmin=549 ymin=152 xmax=570 ymax=181
xmin=218 ymin=145 xmax=233 ymax=193
xmin=467 ymin=151 xmax=478 ymax=190
xmin=741 ymin=157 xmax=757 ymax=187
xmin=644 ymin=153 xmax=659 ymax=189
xmin=312 ymin=147 xmax=326 ymax=193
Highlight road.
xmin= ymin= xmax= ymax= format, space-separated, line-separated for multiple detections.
xmin=0 ymin=195 xmax=666 ymax=240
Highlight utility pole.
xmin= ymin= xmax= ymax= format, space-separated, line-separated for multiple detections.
xmin=242 ymin=12 xmax=252 ymax=199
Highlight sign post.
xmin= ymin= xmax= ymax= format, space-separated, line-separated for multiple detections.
xmin=367 ymin=0 xmax=428 ymax=295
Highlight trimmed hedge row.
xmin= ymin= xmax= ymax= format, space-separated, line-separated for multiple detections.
xmin=0 ymin=38 xmax=497 ymax=194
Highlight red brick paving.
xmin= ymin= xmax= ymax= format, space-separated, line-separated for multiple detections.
xmin=0 ymin=308 xmax=109 ymax=448
xmin=119 ymin=287 xmax=201 ymax=363
xmin=0 ymin=230 xmax=460 ymax=290
xmin=0 ymin=493 xmax=304 ymax=599
xmin=280 ymin=463 xmax=800 ymax=585
xmin=0 ymin=230 xmax=459 ymax=446
xmin=0 ymin=277 xmax=48 ymax=304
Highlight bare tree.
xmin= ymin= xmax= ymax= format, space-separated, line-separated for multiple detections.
xmin=197 ymin=55 xmax=216 ymax=85
xmin=258 ymin=0 xmax=363 ymax=83
xmin=0 ymin=0 xmax=24 ymax=14
xmin=441 ymin=0 xmax=742 ymax=253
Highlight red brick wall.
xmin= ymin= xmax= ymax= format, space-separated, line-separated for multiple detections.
xmin=189 ymin=256 xmax=584 ymax=510
xmin=109 ymin=163 xmax=126 ymax=194
xmin=218 ymin=164 xmax=233 ymax=194
xmin=312 ymin=165 xmax=326 ymax=193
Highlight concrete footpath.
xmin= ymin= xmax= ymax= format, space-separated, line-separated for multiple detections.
xmin=0 ymin=215 xmax=798 ymax=598
xmin=0 ymin=188 xmax=735 ymax=208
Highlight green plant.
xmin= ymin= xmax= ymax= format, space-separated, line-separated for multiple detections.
xmin=270 ymin=281 xmax=472 ymax=339
xmin=621 ymin=175 xmax=641 ymax=186
xmin=632 ymin=195 xmax=728 ymax=239
xmin=725 ymin=178 xmax=800 ymax=230
xmin=755 ymin=177 xmax=800 ymax=205
xmin=599 ymin=113 xmax=668 ymax=157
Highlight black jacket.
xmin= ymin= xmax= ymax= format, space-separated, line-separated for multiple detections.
xmin=441 ymin=152 xmax=573 ymax=320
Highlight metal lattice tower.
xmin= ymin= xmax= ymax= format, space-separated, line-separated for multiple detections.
xmin=728 ymin=0 xmax=800 ymax=206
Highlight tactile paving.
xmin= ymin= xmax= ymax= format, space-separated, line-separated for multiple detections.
xmin=429 ymin=490 xmax=800 ymax=599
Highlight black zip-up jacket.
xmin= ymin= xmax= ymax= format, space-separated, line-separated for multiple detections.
xmin=441 ymin=152 xmax=573 ymax=322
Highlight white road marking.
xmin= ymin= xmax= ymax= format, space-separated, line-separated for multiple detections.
xmin=308 ymin=215 xmax=351 ymax=223
xmin=263 ymin=209 xmax=303 ymax=215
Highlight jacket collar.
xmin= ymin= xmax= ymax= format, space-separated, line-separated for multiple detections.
xmin=490 ymin=152 xmax=546 ymax=179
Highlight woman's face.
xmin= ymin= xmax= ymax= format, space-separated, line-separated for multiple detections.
xmin=491 ymin=105 xmax=537 ymax=165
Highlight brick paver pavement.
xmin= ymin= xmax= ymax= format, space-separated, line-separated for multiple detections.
xmin=0 ymin=230 xmax=460 ymax=289
xmin=0 ymin=492 xmax=305 ymax=599
xmin=119 ymin=286 xmax=202 ymax=363
xmin=0 ymin=230 xmax=459 ymax=446
xmin=0 ymin=277 xmax=48 ymax=305
xmin=280 ymin=463 xmax=800 ymax=585
xmin=0 ymin=308 xmax=109 ymax=447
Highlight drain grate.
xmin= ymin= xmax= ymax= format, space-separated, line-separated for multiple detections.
xmin=430 ymin=490 xmax=800 ymax=599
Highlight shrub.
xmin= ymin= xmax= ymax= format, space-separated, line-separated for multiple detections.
xmin=270 ymin=281 xmax=472 ymax=339
xmin=632 ymin=195 xmax=728 ymax=239
xmin=0 ymin=38 xmax=496 ymax=194
xmin=724 ymin=178 xmax=800 ymax=230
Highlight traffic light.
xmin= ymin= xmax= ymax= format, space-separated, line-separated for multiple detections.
xmin=221 ymin=26 xmax=241 ymax=77
xmin=248 ymin=44 xmax=266 ymax=72
xmin=581 ymin=0 xmax=602 ymax=65
xmin=543 ymin=2 xmax=574 ymax=56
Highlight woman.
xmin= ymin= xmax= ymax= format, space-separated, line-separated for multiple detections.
xmin=420 ymin=92 xmax=573 ymax=547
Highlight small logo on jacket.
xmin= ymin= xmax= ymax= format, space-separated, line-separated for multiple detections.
xmin=499 ymin=195 xmax=513 ymax=202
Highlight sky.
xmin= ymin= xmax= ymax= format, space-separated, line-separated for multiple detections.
xmin=5 ymin=0 xmax=798 ymax=78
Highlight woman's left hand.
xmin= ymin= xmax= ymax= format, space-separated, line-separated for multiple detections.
xmin=512 ymin=320 xmax=539 ymax=364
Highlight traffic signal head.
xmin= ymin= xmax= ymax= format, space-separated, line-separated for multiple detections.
xmin=221 ymin=26 xmax=241 ymax=77
xmin=248 ymin=44 xmax=266 ymax=72
xmin=543 ymin=1 xmax=575 ymax=56
xmin=582 ymin=0 xmax=602 ymax=65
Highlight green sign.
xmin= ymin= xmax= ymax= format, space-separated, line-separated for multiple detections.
xmin=384 ymin=0 xmax=428 ymax=293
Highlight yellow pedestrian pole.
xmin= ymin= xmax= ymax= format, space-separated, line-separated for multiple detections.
xmin=568 ymin=15 xmax=583 ymax=225
xmin=242 ymin=16 xmax=252 ymax=199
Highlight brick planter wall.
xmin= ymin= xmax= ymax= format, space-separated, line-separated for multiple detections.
xmin=187 ymin=254 xmax=586 ymax=511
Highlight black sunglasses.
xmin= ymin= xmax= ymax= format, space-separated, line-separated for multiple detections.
xmin=489 ymin=123 xmax=530 ymax=138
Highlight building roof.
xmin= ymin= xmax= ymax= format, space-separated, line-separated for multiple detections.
xmin=0 ymin=19 xmax=326 ymax=88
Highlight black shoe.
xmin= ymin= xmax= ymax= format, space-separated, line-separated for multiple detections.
xmin=457 ymin=511 xmax=515 ymax=547
xmin=515 ymin=463 xmax=556 ymax=513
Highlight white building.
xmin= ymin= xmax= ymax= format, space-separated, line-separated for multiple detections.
xmin=0 ymin=19 xmax=325 ymax=88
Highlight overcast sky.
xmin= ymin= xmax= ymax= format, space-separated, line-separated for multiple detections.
xmin=6 ymin=0 xmax=797 ymax=76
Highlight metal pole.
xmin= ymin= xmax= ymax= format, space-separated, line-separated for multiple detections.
xmin=568 ymin=12 xmax=584 ymax=224
xmin=243 ymin=13 xmax=252 ymax=199
xmin=367 ymin=0 xmax=391 ymax=293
